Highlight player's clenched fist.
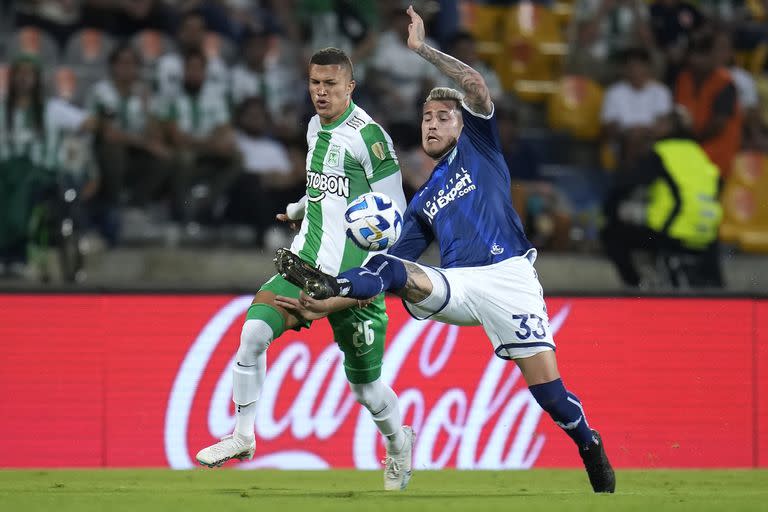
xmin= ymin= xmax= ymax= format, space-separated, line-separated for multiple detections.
xmin=406 ymin=5 xmax=425 ymax=51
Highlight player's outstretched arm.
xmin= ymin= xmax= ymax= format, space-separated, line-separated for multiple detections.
xmin=406 ymin=5 xmax=492 ymax=115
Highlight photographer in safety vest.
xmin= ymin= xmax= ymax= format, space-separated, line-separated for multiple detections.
xmin=602 ymin=106 xmax=723 ymax=288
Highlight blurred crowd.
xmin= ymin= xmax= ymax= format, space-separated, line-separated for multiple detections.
xmin=0 ymin=0 xmax=767 ymax=286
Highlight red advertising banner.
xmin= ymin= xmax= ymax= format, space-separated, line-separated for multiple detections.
xmin=0 ymin=295 xmax=764 ymax=469
xmin=757 ymin=302 xmax=768 ymax=468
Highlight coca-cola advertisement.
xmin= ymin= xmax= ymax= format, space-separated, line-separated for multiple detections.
xmin=0 ymin=295 xmax=766 ymax=469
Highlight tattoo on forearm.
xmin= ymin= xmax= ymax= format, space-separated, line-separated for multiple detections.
xmin=414 ymin=44 xmax=491 ymax=114
xmin=398 ymin=261 xmax=432 ymax=303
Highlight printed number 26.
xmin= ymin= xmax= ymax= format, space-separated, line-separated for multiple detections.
xmin=512 ymin=314 xmax=547 ymax=340
xmin=352 ymin=320 xmax=375 ymax=348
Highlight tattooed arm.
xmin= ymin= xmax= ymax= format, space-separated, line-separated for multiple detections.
xmin=405 ymin=5 xmax=492 ymax=115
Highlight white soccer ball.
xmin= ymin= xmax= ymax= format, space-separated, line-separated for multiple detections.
xmin=344 ymin=192 xmax=403 ymax=251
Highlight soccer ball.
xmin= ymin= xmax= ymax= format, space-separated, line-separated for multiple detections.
xmin=344 ymin=192 xmax=403 ymax=251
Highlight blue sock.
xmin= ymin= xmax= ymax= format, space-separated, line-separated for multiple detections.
xmin=529 ymin=379 xmax=596 ymax=448
xmin=336 ymin=254 xmax=408 ymax=299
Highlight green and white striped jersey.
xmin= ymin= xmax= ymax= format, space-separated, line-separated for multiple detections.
xmin=290 ymin=101 xmax=402 ymax=275
xmin=86 ymin=79 xmax=150 ymax=134
xmin=157 ymin=84 xmax=230 ymax=138
xmin=0 ymin=98 xmax=88 ymax=170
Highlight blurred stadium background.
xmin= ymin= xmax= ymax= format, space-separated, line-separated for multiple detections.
xmin=0 ymin=0 xmax=766 ymax=509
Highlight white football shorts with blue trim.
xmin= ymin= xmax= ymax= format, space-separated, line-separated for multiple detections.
xmin=401 ymin=249 xmax=555 ymax=359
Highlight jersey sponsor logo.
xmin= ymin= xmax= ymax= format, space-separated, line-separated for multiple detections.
xmin=491 ymin=244 xmax=504 ymax=255
xmin=370 ymin=141 xmax=386 ymax=160
xmin=422 ymin=168 xmax=477 ymax=223
xmin=306 ymin=170 xmax=350 ymax=202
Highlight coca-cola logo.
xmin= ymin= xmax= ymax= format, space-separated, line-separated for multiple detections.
xmin=164 ymin=296 xmax=572 ymax=470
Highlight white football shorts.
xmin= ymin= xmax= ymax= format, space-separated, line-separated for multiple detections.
xmin=400 ymin=249 xmax=555 ymax=359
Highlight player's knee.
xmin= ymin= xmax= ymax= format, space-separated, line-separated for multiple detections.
xmin=349 ymin=380 xmax=384 ymax=411
xmin=237 ymin=319 xmax=273 ymax=365
xmin=528 ymin=378 xmax=568 ymax=413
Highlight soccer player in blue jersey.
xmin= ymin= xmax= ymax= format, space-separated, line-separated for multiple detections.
xmin=275 ymin=6 xmax=615 ymax=492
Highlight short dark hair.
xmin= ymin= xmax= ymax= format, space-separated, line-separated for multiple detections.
xmin=309 ymin=47 xmax=354 ymax=79
xmin=108 ymin=43 xmax=139 ymax=67
xmin=689 ymin=30 xmax=715 ymax=55
xmin=235 ymin=96 xmax=270 ymax=126
xmin=242 ymin=28 xmax=271 ymax=44
xmin=182 ymin=47 xmax=207 ymax=66
xmin=620 ymin=47 xmax=652 ymax=65
xmin=178 ymin=9 xmax=206 ymax=29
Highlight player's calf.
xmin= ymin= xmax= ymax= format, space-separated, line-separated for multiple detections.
xmin=529 ymin=379 xmax=595 ymax=447
xmin=529 ymin=378 xmax=615 ymax=493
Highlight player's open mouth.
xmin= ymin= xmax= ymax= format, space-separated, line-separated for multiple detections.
xmin=316 ymin=99 xmax=328 ymax=108
xmin=427 ymin=135 xmax=439 ymax=142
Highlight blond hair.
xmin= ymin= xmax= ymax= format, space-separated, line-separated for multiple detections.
xmin=424 ymin=87 xmax=464 ymax=106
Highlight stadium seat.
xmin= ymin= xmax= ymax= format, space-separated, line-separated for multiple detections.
xmin=552 ymin=1 xmax=573 ymax=30
xmin=131 ymin=29 xmax=175 ymax=66
xmin=757 ymin=76 xmax=768 ymax=126
xmin=131 ymin=30 xmax=176 ymax=86
xmin=0 ymin=64 xmax=8 ymax=98
xmin=51 ymin=66 xmax=79 ymax=103
xmin=64 ymin=29 xmax=115 ymax=67
xmin=746 ymin=0 xmax=766 ymax=20
xmin=204 ymin=32 xmax=235 ymax=63
xmin=720 ymin=151 xmax=768 ymax=252
xmin=465 ymin=3 xmax=509 ymax=62
xmin=546 ymin=76 xmax=603 ymax=140
xmin=495 ymin=2 xmax=565 ymax=102
xmin=749 ymin=42 xmax=767 ymax=76
xmin=6 ymin=26 xmax=59 ymax=64
xmin=600 ymin=141 xmax=618 ymax=171
xmin=64 ymin=29 xmax=116 ymax=98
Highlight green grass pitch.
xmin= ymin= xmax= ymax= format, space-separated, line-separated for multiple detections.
xmin=1 ymin=469 xmax=766 ymax=512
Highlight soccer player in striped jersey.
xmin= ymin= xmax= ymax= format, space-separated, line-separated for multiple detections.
xmin=274 ymin=7 xmax=615 ymax=493
xmin=196 ymin=48 xmax=415 ymax=491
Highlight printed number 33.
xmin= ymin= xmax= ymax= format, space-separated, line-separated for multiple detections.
xmin=512 ymin=313 xmax=547 ymax=340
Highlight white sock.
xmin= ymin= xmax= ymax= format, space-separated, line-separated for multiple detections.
xmin=232 ymin=319 xmax=272 ymax=439
xmin=233 ymin=352 xmax=265 ymax=439
xmin=350 ymin=378 xmax=405 ymax=452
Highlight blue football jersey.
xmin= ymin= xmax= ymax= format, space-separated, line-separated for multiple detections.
xmin=390 ymin=102 xmax=532 ymax=268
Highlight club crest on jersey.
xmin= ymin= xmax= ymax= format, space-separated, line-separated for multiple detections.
xmin=422 ymin=168 xmax=477 ymax=223
xmin=306 ymin=170 xmax=350 ymax=202
xmin=325 ymin=144 xmax=341 ymax=167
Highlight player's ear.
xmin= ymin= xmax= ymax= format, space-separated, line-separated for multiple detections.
xmin=347 ymin=79 xmax=356 ymax=97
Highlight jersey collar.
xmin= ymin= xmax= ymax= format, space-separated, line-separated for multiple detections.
xmin=320 ymin=100 xmax=355 ymax=130
xmin=436 ymin=145 xmax=458 ymax=165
